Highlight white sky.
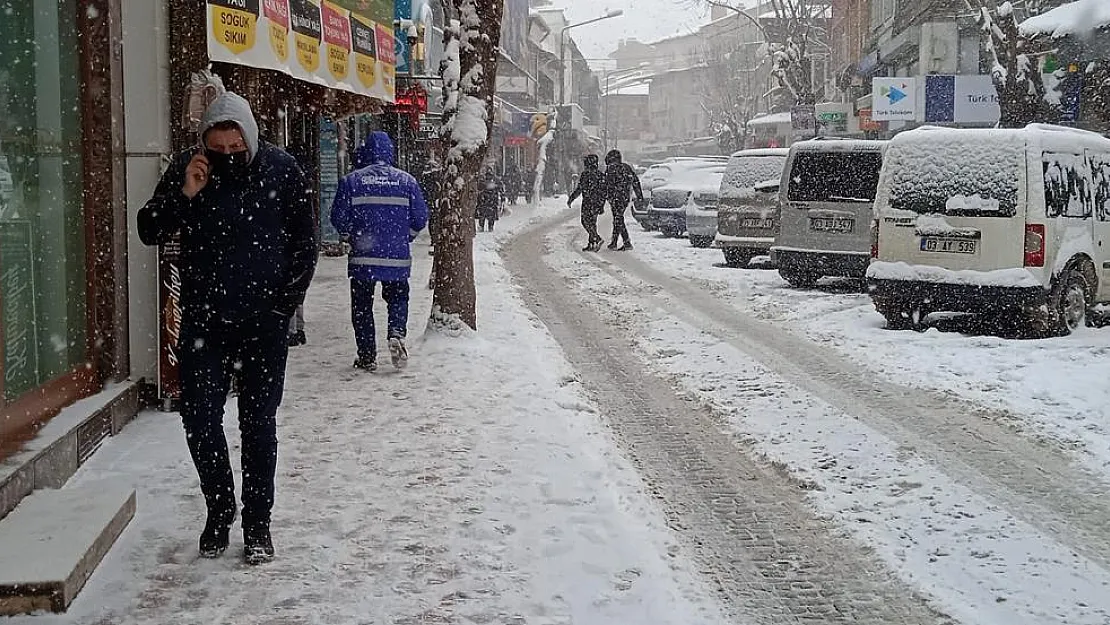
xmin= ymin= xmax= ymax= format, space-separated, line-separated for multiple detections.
xmin=554 ymin=0 xmax=711 ymax=66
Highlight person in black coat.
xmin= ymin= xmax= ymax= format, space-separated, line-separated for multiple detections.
xmin=137 ymin=92 xmax=316 ymax=565
xmin=567 ymin=154 xmax=606 ymax=251
xmin=602 ymin=149 xmax=644 ymax=251
xmin=475 ymin=167 xmax=503 ymax=232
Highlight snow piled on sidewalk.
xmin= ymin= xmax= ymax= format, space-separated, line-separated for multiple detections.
xmin=11 ymin=199 xmax=727 ymax=625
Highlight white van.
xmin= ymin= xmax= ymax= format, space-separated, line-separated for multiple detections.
xmin=711 ymin=148 xmax=791 ymax=264
xmin=867 ymin=124 xmax=1110 ymax=336
xmin=770 ymin=140 xmax=887 ymax=287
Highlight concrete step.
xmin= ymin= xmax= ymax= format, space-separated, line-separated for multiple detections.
xmin=0 ymin=484 xmax=135 ymax=615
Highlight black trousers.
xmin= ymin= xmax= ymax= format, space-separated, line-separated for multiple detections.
xmin=581 ymin=209 xmax=602 ymax=246
xmin=610 ymin=206 xmax=631 ymax=246
xmin=178 ymin=314 xmax=290 ymax=531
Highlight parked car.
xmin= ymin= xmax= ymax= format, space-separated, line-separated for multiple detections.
xmin=770 ymin=139 xmax=887 ymax=287
xmin=867 ymin=124 xmax=1110 ymax=336
xmin=648 ymin=167 xmax=725 ymax=239
xmin=711 ymin=148 xmax=791 ymax=266
xmin=634 ymin=156 xmax=727 ymax=230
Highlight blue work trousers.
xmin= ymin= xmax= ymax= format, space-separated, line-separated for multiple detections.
xmin=351 ymin=279 xmax=410 ymax=359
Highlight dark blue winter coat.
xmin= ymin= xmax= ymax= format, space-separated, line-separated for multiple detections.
xmin=137 ymin=94 xmax=317 ymax=330
xmin=330 ymin=132 xmax=429 ymax=282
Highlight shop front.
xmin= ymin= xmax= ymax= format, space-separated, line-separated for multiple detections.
xmin=0 ymin=0 xmax=133 ymax=461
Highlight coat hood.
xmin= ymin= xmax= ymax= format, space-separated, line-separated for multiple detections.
xmin=604 ymin=149 xmax=622 ymax=166
xmin=199 ymin=92 xmax=260 ymax=163
xmin=583 ymin=154 xmax=599 ymax=169
xmin=356 ymin=131 xmax=395 ymax=168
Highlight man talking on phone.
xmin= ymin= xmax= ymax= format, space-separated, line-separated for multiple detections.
xmin=138 ymin=92 xmax=317 ymax=565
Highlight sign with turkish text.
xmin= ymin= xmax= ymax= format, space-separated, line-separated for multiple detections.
xmin=925 ymin=74 xmax=1000 ymax=124
xmin=872 ymin=77 xmax=916 ymax=121
xmin=207 ymin=0 xmax=396 ymax=102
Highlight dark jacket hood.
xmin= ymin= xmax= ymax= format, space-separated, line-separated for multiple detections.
xmin=583 ymin=154 xmax=599 ymax=170
xmin=199 ymin=92 xmax=260 ymax=164
xmin=604 ymin=149 xmax=622 ymax=166
xmin=356 ymin=131 xmax=395 ymax=168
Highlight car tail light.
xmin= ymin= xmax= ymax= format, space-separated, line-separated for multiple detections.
xmin=870 ymin=219 xmax=880 ymax=258
xmin=1024 ymin=224 xmax=1045 ymax=267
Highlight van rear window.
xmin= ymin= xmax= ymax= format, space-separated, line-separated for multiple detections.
xmin=883 ymin=132 xmax=1023 ymax=217
xmin=786 ymin=151 xmax=883 ymax=204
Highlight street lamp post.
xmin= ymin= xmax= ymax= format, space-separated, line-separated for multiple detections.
xmin=602 ymin=63 xmax=651 ymax=153
xmin=555 ymin=9 xmax=622 ymax=194
xmin=558 ymin=10 xmax=623 ymax=106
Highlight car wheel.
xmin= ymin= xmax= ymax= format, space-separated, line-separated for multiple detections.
xmin=690 ymin=235 xmax=713 ymax=248
xmin=1050 ymin=266 xmax=1091 ymax=336
xmin=779 ymin=269 xmax=819 ymax=288
xmin=873 ymin=298 xmax=916 ymax=330
xmin=660 ymin=227 xmax=680 ymax=238
xmin=722 ymin=248 xmax=752 ymax=268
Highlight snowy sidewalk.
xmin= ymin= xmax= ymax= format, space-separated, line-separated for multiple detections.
xmin=12 ymin=200 xmax=727 ymax=625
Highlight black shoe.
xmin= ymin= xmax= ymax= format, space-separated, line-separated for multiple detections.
xmin=243 ymin=525 xmax=274 ymax=565
xmin=606 ymin=242 xmax=618 ymax=250
xmin=619 ymin=243 xmax=633 ymax=251
xmin=354 ymin=356 xmax=378 ymax=372
xmin=199 ymin=506 xmax=237 ymax=558
xmin=287 ymin=331 xmax=306 ymax=347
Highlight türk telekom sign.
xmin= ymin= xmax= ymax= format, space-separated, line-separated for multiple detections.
xmin=925 ymin=74 xmax=1001 ymax=124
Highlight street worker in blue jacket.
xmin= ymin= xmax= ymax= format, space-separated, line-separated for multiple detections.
xmin=330 ymin=131 xmax=429 ymax=372
xmin=138 ymin=92 xmax=317 ymax=565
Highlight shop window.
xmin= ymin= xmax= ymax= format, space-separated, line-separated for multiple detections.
xmin=0 ymin=0 xmax=87 ymax=400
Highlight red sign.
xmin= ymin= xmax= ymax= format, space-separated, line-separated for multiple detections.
xmin=858 ymin=108 xmax=884 ymax=132
xmin=375 ymin=22 xmax=395 ymax=65
xmin=322 ymin=2 xmax=351 ymax=49
xmin=263 ymin=0 xmax=290 ymax=28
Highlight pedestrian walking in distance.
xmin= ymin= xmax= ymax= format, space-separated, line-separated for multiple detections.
xmin=330 ymin=131 xmax=428 ymax=372
xmin=568 ymin=154 xmax=606 ymax=252
xmin=138 ymin=92 xmax=317 ymax=565
xmin=475 ymin=167 xmax=503 ymax=232
xmin=603 ymin=149 xmax=644 ymax=251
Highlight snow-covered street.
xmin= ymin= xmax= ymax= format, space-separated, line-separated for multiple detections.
xmin=11 ymin=200 xmax=1110 ymax=625
xmin=519 ymin=209 xmax=1110 ymax=625
xmin=7 ymin=203 xmax=727 ymax=625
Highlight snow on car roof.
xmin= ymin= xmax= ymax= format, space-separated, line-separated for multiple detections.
xmin=655 ymin=166 xmax=725 ymax=193
xmin=903 ymin=123 xmax=1110 ymax=152
xmin=1020 ymin=0 xmax=1110 ymax=39
xmin=729 ymin=148 xmax=791 ymax=158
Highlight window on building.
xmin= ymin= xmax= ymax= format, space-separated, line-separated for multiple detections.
xmin=0 ymin=0 xmax=88 ymax=400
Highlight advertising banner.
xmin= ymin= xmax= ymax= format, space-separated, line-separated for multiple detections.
xmin=872 ymin=77 xmax=917 ymax=121
xmin=158 ymin=238 xmax=183 ymax=404
xmin=925 ymin=74 xmax=1000 ymax=124
xmin=207 ymin=0 xmax=396 ymax=102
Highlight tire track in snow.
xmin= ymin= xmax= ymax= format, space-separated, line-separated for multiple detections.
xmin=544 ymin=216 xmax=1110 ymax=575
xmin=504 ymin=220 xmax=952 ymax=625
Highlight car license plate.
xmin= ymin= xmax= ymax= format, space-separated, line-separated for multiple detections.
xmin=740 ymin=217 xmax=774 ymax=229
xmin=809 ymin=217 xmax=854 ymax=233
xmin=920 ymin=237 xmax=977 ymax=254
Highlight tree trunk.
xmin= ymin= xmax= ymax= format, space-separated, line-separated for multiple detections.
xmin=430 ymin=0 xmax=504 ymax=331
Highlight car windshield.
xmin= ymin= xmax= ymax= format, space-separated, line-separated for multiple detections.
xmin=786 ymin=150 xmax=883 ymax=204
xmin=720 ymin=156 xmax=788 ymax=204
xmin=882 ymin=130 xmax=1023 ymax=217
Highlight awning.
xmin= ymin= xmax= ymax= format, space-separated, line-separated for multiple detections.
xmin=206 ymin=0 xmax=398 ymax=103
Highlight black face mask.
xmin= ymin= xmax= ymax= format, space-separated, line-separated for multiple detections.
xmin=205 ymin=149 xmax=251 ymax=181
